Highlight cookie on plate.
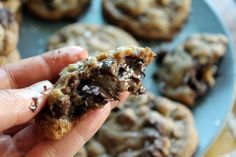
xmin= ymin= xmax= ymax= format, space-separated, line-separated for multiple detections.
xmin=25 ymin=0 xmax=91 ymax=21
xmin=155 ymin=33 xmax=228 ymax=106
xmin=36 ymin=46 xmax=155 ymax=140
xmin=0 ymin=0 xmax=22 ymax=23
xmin=48 ymin=24 xmax=139 ymax=56
xmin=74 ymin=148 xmax=87 ymax=157
xmin=83 ymin=93 xmax=198 ymax=157
xmin=103 ymin=0 xmax=191 ymax=40
xmin=0 ymin=7 xmax=19 ymax=56
xmin=0 ymin=49 xmax=20 ymax=65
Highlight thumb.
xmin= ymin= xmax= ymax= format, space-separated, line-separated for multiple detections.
xmin=0 ymin=81 xmax=52 ymax=132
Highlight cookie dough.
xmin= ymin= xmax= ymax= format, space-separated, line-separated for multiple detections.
xmin=155 ymin=33 xmax=228 ymax=106
xmin=36 ymin=46 xmax=155 ymax=140
xmin=25 ymin=0 xmax=91 ymax=21
xmin=48 ymin=24 xmax=139 ymax=56
xmin=0 ymin=7 xmax=19 ymax=56
xmin=83 ymin=93 xmax=198 ymax=157
xmin=103 ymin=0 xmax=191 ymax=40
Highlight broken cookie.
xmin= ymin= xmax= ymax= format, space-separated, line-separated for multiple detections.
xmin=36 ymin=46 xmax=155 ymax=140
xmin=155 ymin=33 xmax=228 ymax=106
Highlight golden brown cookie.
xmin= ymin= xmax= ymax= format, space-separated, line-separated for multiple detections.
xmin=84 ymin=93 xmax=198 ymax=157
xmin=0 ymin=7 xmax=19 ymax=56
xmin=155 ymin=33 xmax=228 ymax=106
xmin=0 ymin=0 xmax=22 ymax=23
xmin=25 ymin=0 xmax=91 ymax=21
xmin=0 ymin=49 xmax=20 ymax=65
xmin=48 ymin=24 xmax=139 ymax=56
xmin=36 ymin=46 xmax=155 ymax=140
xmin=103 ymin=0 xmax=191 ymax=40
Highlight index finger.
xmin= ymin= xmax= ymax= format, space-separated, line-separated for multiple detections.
xmin=0 ymin=46 xmax=88 ymax=89
xmin=14 ymin=92 xmax=129 ymax=156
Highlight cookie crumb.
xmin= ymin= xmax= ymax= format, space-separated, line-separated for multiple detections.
xmin=40 ymin=85 xmax=49 ymax=95
xmin=29 ymin=97 xmax=38 ymax=112
xmin=43 ymin=85 xmax=48 ymax=91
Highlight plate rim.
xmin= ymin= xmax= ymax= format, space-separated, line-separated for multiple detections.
xmin=201 ymin=0 xmax=236 ymax=156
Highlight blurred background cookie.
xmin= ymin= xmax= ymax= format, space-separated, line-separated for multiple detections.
xmin=0 ymin=0 xmax=22 ymax=24
xmin=103 ymin=0 xmax=191 ymax=40
xmin=47 ymin=24 xmax=139 ymax=56
xmin=0 ymin=49 xmax=20 ymax=65
xmin=155 ymin=33 xmax=228 ymax=106
xmin=81 ymin=93 xmax=198 ymax=157
xmin=25 ymin=0 xmax=91 ymax=21
xmin=0 ymin=7 xmax=19 ymax=54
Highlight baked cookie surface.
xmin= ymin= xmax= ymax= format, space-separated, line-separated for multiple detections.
xmin=0 ymin=0 xmax=22 ymax=23
xmin=36 ymin=46 xmax=155 ymax=140
xmin=155 ymin=33 xmax=228 ymax=106
xmin=48 ymin=24 xmax=139 ymax=56
xmin=83 ymin=93 xmax=198 ymax=157
xmin=25 ymin=0 xmax=91 ymax=21
xmin=0 ymin=7 xmax=19 ymax=56
xmin=103 ymin=0 xmax=191 ymax=40
xmin=0 ymin=49 xmax=20 ymax=65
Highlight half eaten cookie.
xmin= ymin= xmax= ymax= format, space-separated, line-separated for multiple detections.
xmin=36 ymin=46 xmax=155 ymax=140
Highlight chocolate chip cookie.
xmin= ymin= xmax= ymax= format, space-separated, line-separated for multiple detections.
xmin=155 ymin=33 xmax=228 ymax=106
xmin=0 ymin=7 xmax=19 ymax=56
xmin=25 ymin=0 xmax=91 ymax=21
xmin=0 ymin=0 xmax=22 ymax=23
xmin=0 ymin=49 xmax=20 ymax=65
xmin=48 ymin=24 xmax=139 ymax=56
xmin=103 ymin=0 xmax=191 ymax=40
xmin=83 ymin=93 xmax=198 ymax=157
xmin=36 ymin=46 xmax=155 ymax=140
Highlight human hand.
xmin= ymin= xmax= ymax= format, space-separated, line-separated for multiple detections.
xmin=0 ymin=46 xmax=129 ymax=157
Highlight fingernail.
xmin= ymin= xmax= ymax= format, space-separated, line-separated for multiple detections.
xmin=65 ymin=46 xmax=88 ymax=61
xmin=56 ymin=46 xmax=88 ymax=58
xmin=29 ymin=80 xmax=53 ymax=94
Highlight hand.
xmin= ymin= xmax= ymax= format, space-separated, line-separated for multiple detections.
xmin=0 ymin=46 xmax=129 ymax=157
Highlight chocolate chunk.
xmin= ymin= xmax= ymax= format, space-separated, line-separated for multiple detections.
xmin=36 ymin=46 xmax=155 ymax=140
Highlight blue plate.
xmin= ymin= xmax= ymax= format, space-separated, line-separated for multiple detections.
xmin=18 ymin=0 xmax=235 ymax=156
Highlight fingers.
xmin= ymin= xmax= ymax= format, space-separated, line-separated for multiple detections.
xmin=25 ymin=105 xmax=112 ymax=157
xmin=14 ymin=92 xmax=129 ymax=157
xmin=3 ymin=121 xmax=33 ymax=136
xmin=110 ymin=92 xmax=129 ymax=109
xmin=0 ymin=135 xmax=24 ymax=157
xmin=0 ymin=46 xmax=88 ymax=89
xmin=0 ymin=81 xmax=52 ymax=132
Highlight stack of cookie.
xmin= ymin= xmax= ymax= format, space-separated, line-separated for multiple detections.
xmin=0 ymin=4 xmax=20 ymax=65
